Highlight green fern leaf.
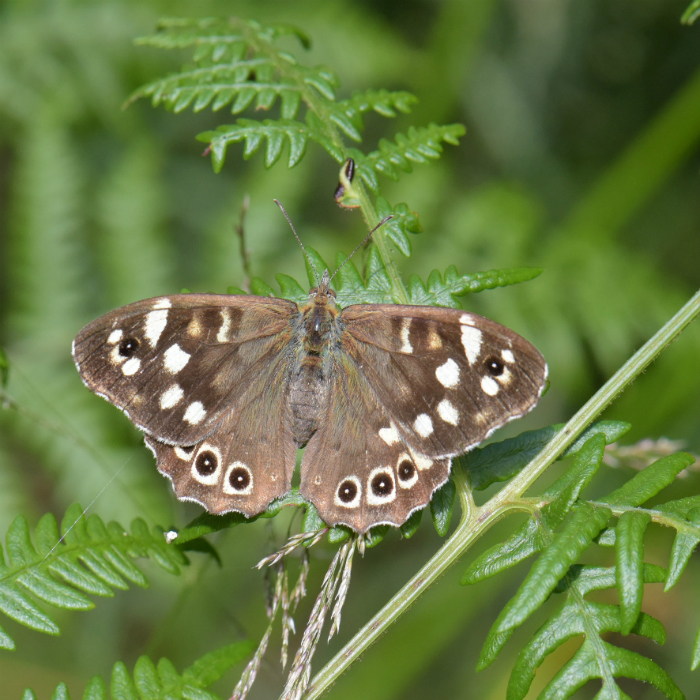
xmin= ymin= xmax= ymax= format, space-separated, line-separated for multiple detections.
xmin=327 ymin=247 xmax=393 ymax=306
xmin=505 ymin=565 xmax=677 ymax=700
xmin=374 ymin=197 xmax=421 ymax=257
xmin=496 ymin=501 xmax=613 ymax=634
xmin=430 ymin=479 xmax=457 ymax=537
xmin=407 ymin=266 xmax=543 ymax=307
xmin=462 ymin=434 xmax=607 ymax=586
xmin=463 ymin=420 xmax=629 ymax=492
xmin=663 ymin=506 xmax=700 ymax=589
xmin=199 ymin=118 xmax=312 ymax=172
xmin=352 ymin=123 xmax=465 ymax=190
xmin=601 ymin=452 xmax=695 ymax=507
xmin=400 ymin=509 xmax=423 ymax=539
xmin=331 ymin=89 xmax=418 ymax=144
xmin=615 ymin=511 xmax=652 ymax=634
xmin=0 ymin=504 xmax=189 ymax=648
xmin=23 ymin=642 xmax=254 ymax=699
xmin=336 ymin=89 xmax=418 ymax=130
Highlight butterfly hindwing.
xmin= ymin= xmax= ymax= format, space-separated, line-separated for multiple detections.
xmin=144 ymin=352 xmax=297 ymax=516
xmin=299 ymin=350 xmax=452 ymax=530
xmin=73 ymin=294 xmax=298 ymax=445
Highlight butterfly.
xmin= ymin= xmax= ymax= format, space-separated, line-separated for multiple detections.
xmin=73 ymin=264 xmax=547 ymax=533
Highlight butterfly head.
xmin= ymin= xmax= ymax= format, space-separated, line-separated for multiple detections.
xmin=308 ymin=269 xmax=335 ymax=299
xmin=303 ymin=270 xmax=340 ymax=350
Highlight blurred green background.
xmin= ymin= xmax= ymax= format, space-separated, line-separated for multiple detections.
xmin=1 ymin=0 xmax=700 ymax=698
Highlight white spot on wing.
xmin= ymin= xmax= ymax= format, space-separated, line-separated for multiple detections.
xmin=145 ymin=309 xmax=168 ymax=348
xmin=110 ymin=346 xmax=126 ymax=365
xmin=379 ymin=423 xmax=401 ymax=446
xmin=437 ymin=399 xmax=459 ymax=425
xmin=502 ymin=349 xmax=515 ymax=363
xmin=400 ymin=318 xmax=413 ymax=353
xmin=184 ymin=401 xmax=206 ymax=424
xmin=460 ymin=313 xmax=476 ymax=326
xmin=409 ymin=449 xmax=434 ymax=471
xmin=217 ymin=309 xmax=231 ymax=343
xmin=175 ymin=446 xmax=193 ymax=460
xmin=435 ymin=358 xmax=460 ymax=388
xmin=460 ymin=325 xmax=482 ymax=364
xmin=163 ymin=344 xmax=191 ymax=374
xmin=121 ymin=357 xmax=141 ymax=376
xmin=108 ymin=329 xmax=123 ymax=344
xmin=153 ymin=298 xmax=172 ymax=309
xmin=413 ymin=414 xmax=434 ymax=438
xmin=481 ymin=376 xmax=499 ymax=396
xmin=160 ymin=384 xmax=184 ymax=409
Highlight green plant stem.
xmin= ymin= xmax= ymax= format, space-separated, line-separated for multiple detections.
xmin=353 ymin=182 xmax=410 ymax=304
xmin=303 ymin=288 xmax=700 ymax=700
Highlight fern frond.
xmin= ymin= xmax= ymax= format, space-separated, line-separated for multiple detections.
xmin=226 ymin=249 xmax=544 ymax=313
xmin=463 ymin=420 xmax=631 ymax=493
xmin=131 ymin=17 xmax=320 ymax=117
xmin=132 ymin=18 xmax=463 ymax=193
xmin=407 ymin=265 xmax=543 ymax=307
xmin=461 ymin=431 xmax=696 ymax=699
xmin=22 ymin=642 xmax=254 ymax=700
xmin=0 ymin=504 xmax=187 ymax=649
xmin=199 ymin=118 xmax=324 ymax=172
xmin=350 ymin=123 xmax=465 ymax=192
xmin=505 ymin=565 xmax=682 ymax=700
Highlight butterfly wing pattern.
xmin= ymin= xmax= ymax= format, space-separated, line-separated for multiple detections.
xmin=300 ymin=304 xmax=547 ymax=530
xmin=73 ymin=295 xmax=299 ymax=516
xmin=74 ymin=282 xmax=547 ymax=532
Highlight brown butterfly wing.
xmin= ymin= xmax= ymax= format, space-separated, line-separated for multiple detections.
xmin=73 ymin=294 xmax=298 ymax=445
xmin=299 ymin=304 xmax=547 ymax=532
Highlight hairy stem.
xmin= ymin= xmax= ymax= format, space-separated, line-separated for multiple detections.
xmin=303 ymin=289 xmax=700 ymax=699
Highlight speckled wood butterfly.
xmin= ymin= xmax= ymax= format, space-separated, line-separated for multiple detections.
xmin=73 ymin=251 xmax=547 ymax=532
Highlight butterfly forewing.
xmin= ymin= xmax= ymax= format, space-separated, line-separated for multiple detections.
xmin=341 ymin=304 xmax=548 ymax=455
xmin=73 ymin=294 xmax=298 ymax=445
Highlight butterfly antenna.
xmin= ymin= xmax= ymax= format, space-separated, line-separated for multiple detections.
xmin=274 ymin=199 xmax=320 ymax=285
xmin=329 ymin=215 xmax=393 ymax=284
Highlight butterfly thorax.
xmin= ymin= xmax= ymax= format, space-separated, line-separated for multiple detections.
xmin=289 ymin=279 xmax=340 ymax=446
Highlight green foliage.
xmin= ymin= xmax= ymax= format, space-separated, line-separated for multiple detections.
xmin=132 ymin=15 xmax=465 ymax=283
xmin=682 ymin=0 xmax=700 ymax=24
xmin=0 ymin=504 xmax=188 ymax=650
xmin=0 ymin=348 xmax=9 ymax=388
xmin=1 ymin=4 xmax=699 ymax=700
xmin=462 ymin=420 xmax=631 ymax=491
xmin=463 ymin=436 xmax=697 ymax=699
xmin=21 ymin=642 xmax=254 ymax=700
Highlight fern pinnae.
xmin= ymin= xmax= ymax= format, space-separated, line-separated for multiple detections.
xmin=0 ymin=504 xmax=188 ymax=649
xmin=132 ymin=17 xmax=467 ymax=307
xmin=615 ymin=510 xmax=652 ymax=634
xmin=23 ymin=642 xmax=254 ymax=700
